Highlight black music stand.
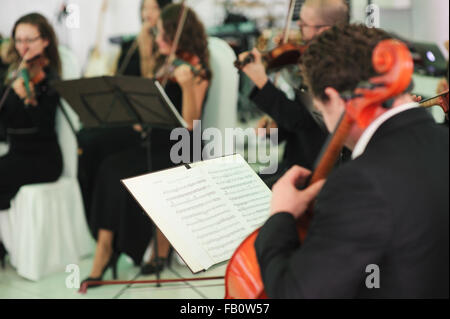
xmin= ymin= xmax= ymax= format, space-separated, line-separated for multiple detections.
xmin=53 ymin=75 xmax=187 ymax=285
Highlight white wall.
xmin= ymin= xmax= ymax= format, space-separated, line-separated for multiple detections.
xmin=0 ymin=0 xmax=224 ymax=71
xmin=351 ymin=0 xmax=449 ymax=59
xmin=1 ymin=0 xmax=448 ymax=70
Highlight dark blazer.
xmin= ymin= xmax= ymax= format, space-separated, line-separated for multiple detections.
xmin=255 ymin=107 xmax=449 ymax=298
xmin=250 ymin=81 xmax=328 ymax=171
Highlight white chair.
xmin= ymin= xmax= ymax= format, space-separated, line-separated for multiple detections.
xmin=0 ymin=46 xmax=93 ymax=281
xmin=201 ymin=37 xmax=239 ymax=159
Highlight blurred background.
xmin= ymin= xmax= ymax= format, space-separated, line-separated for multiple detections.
xmin=1 ymin=0 xmax=448 ymax=75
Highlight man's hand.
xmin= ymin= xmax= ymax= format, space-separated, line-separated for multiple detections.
xmin=256 ymin=115 xmax=278 ymax=136
xmin=437 ymin=78 xmax=449 ymax=94
xmin=238 ymin=48 xmax=268 ymax=89
xmin=270 ymin=166 xmax=326 ymax=219
xmin=412 ymin=95 xmax=423 ymax=103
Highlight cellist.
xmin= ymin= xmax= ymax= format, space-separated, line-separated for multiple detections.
xmin=254 ymin=24 xmax=449 ymax=298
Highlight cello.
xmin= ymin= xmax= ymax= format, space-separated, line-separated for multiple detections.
xmin=224 ymin=38 xmax=415 ymax=299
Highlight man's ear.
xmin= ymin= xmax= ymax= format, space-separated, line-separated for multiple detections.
xmin=324 ymin=87 xmax=342 ymax=102
xmin=324 ymin=87 xmax=346 ymax=112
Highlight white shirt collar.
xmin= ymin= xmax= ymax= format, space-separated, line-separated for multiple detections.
xmin=352 ymin=102 xmax=419 ymax=160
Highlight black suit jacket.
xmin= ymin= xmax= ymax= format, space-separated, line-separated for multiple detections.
xmin=255 ymin=107 xmax=449 ymax=298
xmin=250 ymin=81 xmax=328 ymax=170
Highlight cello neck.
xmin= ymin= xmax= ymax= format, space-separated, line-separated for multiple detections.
xmin=309 ymin=112 xmax=353 ymax=185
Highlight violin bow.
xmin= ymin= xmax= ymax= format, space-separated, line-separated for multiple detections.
xmin=159 ymin=0 xmax=189 ymax=87
xmin=283 ymin=0 xmax=297 ymax=44
xmin=273 ymin=0 xmax=297 ymax=86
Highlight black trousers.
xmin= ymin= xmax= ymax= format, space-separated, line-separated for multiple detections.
xmin=0 ymin=140 xmax=62 ymax=210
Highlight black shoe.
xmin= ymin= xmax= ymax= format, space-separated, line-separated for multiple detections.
xmin=0 ymin=242 xmax=6 ymax=269
xmin=140 ymin=249 xmax=173 ymax=275
xmin=81 ymin=251 xmax=120 ymax=289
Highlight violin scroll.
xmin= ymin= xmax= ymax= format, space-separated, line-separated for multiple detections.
xmin=347 ymin=39 xmax=414 ymax=129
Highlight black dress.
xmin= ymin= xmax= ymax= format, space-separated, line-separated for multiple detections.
xmin=0 ymin=67 xmax=63 ymax=209
xmin=77 ymin=39 xmax=143 ymax=219
xmin=89 ymin=81 xmax=187 ymax=265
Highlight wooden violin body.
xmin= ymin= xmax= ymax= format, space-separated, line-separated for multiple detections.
xmin=224 ymin=39 xmax=414 ymax=299
xmin=20 ymin=54 xmax=49 ymax=104
xmin=156 ymin=50 xmax=207 ymax=84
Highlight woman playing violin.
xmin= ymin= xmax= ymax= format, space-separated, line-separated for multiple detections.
xmin=254 ymin=24 xmax=449 ymax=298
xmin=77 ymin=0 xmax=172 ymax=223
xmin=0 ymin=13 xmax=62 ymax=261
xmin=83 ymin=3 xmax=211 ymax=285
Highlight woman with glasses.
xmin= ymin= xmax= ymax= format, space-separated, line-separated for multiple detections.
xmin=0 ymin=13 xmax=63 ymax=266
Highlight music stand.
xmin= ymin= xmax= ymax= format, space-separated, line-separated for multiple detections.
xmin=53 ymin=75 xmax=187 ymax=285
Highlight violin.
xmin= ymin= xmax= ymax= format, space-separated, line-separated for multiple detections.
xmin=0 ymin=53 xmax=48 ymax=111
xmin=234 ymin=43 xmax=307 ymax=72
xmin=235 ymin=0 xmax=306 ymax=73
xmin=20 ymin=54 xmax=49 ymax=105
xmin=155 ymin=50 xmax=207 ymax=84
xmin=224 ymin=39 xmax=414 ymax=299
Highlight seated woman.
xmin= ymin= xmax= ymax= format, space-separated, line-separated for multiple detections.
xmin=77 ymin=0 xmax=172 ymax=220
xmin=83 ymin=3 xmax=211 ymax=285
xmin=0 ymin=13 xmax=63 ymax=265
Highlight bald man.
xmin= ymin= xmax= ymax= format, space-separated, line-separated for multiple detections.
xmin=238 ymin=0 xmax=350 ymax=187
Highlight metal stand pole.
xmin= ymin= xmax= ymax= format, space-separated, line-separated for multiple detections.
xmin=143 ymin=126 xmax=161 ymax=287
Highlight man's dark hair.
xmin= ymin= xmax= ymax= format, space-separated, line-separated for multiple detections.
xmin=301 ymin=24 xmax=392 ymax=101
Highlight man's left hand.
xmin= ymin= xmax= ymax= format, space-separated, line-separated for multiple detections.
xmin=270 ymin=165 xmax=326 ymax=219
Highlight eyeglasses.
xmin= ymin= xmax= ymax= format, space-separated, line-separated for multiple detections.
xmin=298 ymin=19 xmax=329 ymax=29
xmin=14 ymin=36 xmax=41 ymax=45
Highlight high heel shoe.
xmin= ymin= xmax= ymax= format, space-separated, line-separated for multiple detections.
xmin=81 ymin=251 xmax=120 ymax=288
xmin=140 ymin=248 xmax=173 ymax=275
xmin=0 ymin=242 xmax=6 ymax=269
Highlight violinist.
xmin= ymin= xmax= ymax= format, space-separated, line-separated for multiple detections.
xmin=77 ymin=0 xmax=172 ymax=220
xmin=83 ymin=3 xmax=211 ymax=286
xmin=116 ymin=0 xmax=172 ymax=77
xmin=254 ymin=24 xmax=449 ymax=298
xmin=0 ymin=13 xmax=62 ymax=257
xmin=237 ymin=0 xmax=351 ymax=188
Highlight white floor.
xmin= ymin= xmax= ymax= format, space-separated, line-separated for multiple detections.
xmin=0 ymin=253 xmax=227 ymax=299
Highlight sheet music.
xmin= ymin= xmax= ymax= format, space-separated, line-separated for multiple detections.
xmin=158 ymin=167 xmax=248 ymax=266
xmin=122 ymin=154 xmax=272 ymax=273
xmin=194 ymin=155 xmax=271 ymax=231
